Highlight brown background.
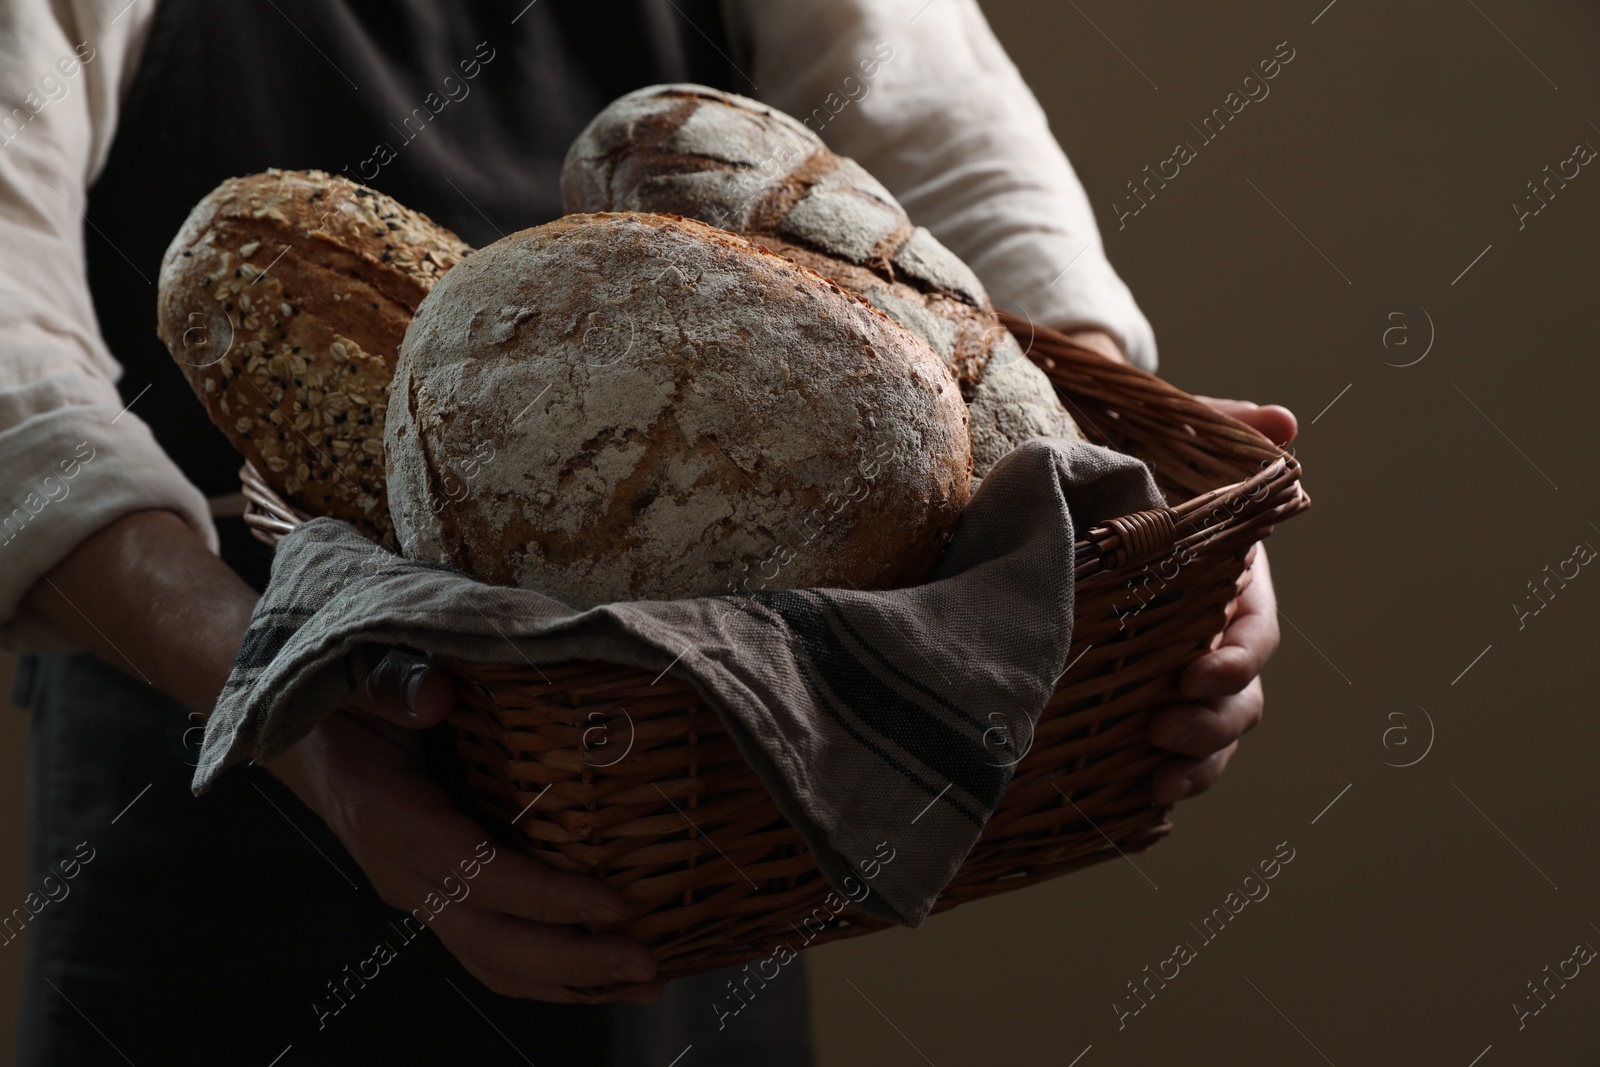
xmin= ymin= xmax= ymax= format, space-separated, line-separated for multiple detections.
xmin=803 ymin=1 xmax=1600 ymax=1064
xmin=3 ymin=0 xmax=1599 ymax=1063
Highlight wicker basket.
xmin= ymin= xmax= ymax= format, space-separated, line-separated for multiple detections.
xmin=242 ymin=311 xmax=1308 ymax=1000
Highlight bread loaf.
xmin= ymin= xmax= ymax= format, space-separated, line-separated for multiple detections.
xmin=561 ymin=84 xmax=1083 ymax=477
xmin=156 ymin=169 xmax=471 ymax=543
xmin=385 ymin=212 xmax=972 ymax=607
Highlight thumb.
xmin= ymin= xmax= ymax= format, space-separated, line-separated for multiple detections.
xmin=345 ymin=650 xmax=455 ymax=728
xmin=1192 ymin=396 xmax=1298 ymax=448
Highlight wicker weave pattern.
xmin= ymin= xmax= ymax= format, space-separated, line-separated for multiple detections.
xmin=242 ymin=312 xmax=1308 ymax=1001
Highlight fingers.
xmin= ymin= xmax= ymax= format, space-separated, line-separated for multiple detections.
xmin=1183 ymin=634 xmax=1272 ymax=701
xmin=344 ymin=649 xmax=456 ymax=728
xmin=1180 ymin=548 xmax=1279 ymax=700
xmin=1148 ymin=676 xmax=1264 ymax=757
xmin=340 ymin=772 xmax=630 ymax=927
xmin=307 ymin=707 xmax=658 ymax=1004
xmin=1152 ymin=547 xmax=1276 ymax=763
xmin=344 ymin=781 xmax=659 ymax=992
xmin=1191 ymin=396 xmax=1299 ymax=447
xmin=374 ymin=862 xmax=661 ymax=1000
xmin=1150 ymin=546 xmax=1277 ymax=798
xmin=1232 ymin=552 xmax=1257 ymax=602
xmin=1151 ymin=741 xmax=1239 ymax=805
xmin=1256 ymin=404 xmax=1299 ymax=447
xmin=428 ymin=900 xmax=659 ymax=993
xmin=439 ymin=841 xmax=634 ymax=927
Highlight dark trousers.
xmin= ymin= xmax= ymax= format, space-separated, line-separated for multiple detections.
xmin=10 ymin=653 xmax=814 ymax=1066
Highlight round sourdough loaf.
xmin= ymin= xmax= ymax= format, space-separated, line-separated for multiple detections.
xmin=156 ymin=169 xmax=471 ymax=543
xmin=385 ymin=212 xmax=972 ymax=608
xmin=561 ymin=83 xmax=1084 ymax=478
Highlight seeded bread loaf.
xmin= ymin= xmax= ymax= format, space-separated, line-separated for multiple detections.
xmin=156 ymin=169 xmax=471 ymax=543
xmin=560 ymin=84 xmax=1083 ymax=478
xmin=385 ymin=212 xmax=972 ymax=607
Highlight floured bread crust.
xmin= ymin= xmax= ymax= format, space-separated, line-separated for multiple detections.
xmin=156 ymin=169 xmax=471 ymax=543
xmin=561 ymin=84 xmax=1083 ymax=477
xmin=967 ymin=343 xmax=1086 ymax=478
xmin=385 ymin=212 xmax=972 ymax=607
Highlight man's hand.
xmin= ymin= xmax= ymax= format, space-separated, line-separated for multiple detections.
xmin=1145 ymin=397 xmax=1296 ymax=805
xmin=24 ymin=511 xmax=661 ymax=1002
xmin=1045 ymin=338 xmax=1297 ymax=805
xmin=265 ymin=656 xmax=664 ymax=1002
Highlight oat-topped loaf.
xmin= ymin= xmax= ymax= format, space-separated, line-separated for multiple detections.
xmin=561 ymin=83 xmax=1084 ymax=479
xmin=156 ymin=169 xmax=471 ymax=544
xmin=385 ymin=212 xmax=973 ymax=607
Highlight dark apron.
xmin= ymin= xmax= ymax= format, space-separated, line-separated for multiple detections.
xmin=15 ymin=2 xmax=813 ymax=1063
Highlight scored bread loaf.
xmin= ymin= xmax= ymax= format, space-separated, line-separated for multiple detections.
xmin=560 ymin=83 xmax=1084 ymax=479
xmin=156 ymin=169 xmax=472 ymax=543
xmin=385 ymin=212 xmax=972 ymax=608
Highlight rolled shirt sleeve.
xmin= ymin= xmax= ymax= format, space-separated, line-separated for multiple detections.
xmin=733 ymin=0 xmax=1158 ymax=371
xmin=0 ymin=0 xmax=216 ymax=651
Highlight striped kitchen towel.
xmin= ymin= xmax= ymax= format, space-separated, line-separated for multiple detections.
xmin=193 ymin=436 xmax=1162 ymax=926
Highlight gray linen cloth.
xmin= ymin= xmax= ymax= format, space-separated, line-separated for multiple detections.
xmin=193 ymin=437 xmax=1163 ymax=926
